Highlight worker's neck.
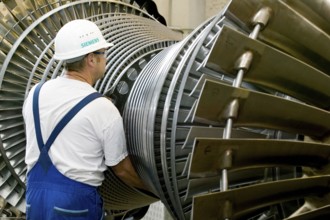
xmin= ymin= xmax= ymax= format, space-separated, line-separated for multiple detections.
xmin=63 ymin=71 xmax=93 ymax=85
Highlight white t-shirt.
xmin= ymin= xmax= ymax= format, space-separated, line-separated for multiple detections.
xmin=23 ymin=77 xmax=128 ymax=186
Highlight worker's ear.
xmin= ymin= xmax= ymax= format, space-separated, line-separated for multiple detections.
xmin=85 ymin=53 xmax=96 ymax=66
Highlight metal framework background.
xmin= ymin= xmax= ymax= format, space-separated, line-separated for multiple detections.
xmin=0 ymin=0 xmax=330 ymax=219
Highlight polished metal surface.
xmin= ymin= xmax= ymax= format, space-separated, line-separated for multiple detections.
xmin=181 ymin=126 xmax=265 ymax=150
xmin=193 ymin=79 xmax=330 ymax=138
xmin=188 ymin=138 xmax=330 ymax=178
xmin=185 ymin=168 xmax=266 ymax=200
xmin=192 ymin=176 xmax=330 ymax=220
xmin=224 ymin=0 xmax=330 ymax=73
xmin=0 ymin=0 xmax=330 ymax=219
xmin=206 ymin=25 xmax=330 ymax=109
xmin=285 ymin=205 xmax=330 ymax=220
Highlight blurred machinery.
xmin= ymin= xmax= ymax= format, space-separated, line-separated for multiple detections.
xmin=0 ymin=0 xmax=330 ymax=219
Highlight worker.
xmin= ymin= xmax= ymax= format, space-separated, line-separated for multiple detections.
xmin=23 ymin=19 xmax=147 ymax=220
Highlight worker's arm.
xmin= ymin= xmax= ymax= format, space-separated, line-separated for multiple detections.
xmin=111 ymin=156 xmax=148 ymax=191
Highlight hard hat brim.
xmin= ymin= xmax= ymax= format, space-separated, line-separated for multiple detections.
xmin=54 ymin=41 xmax=114 ymax=61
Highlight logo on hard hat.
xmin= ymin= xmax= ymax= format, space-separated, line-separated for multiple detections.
xmin=81 ymin=38 xmax=100 ymax=48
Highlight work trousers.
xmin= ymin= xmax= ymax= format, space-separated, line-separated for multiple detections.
xmin=26 ymin=162 xmax=103 ymax=220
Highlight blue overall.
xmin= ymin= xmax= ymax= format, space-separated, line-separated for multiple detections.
xmin=26 ymin=83 xmax=104 ymax=220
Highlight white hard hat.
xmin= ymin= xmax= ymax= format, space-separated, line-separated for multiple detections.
xmin=53 ymin=19 xmax=114 ymax=61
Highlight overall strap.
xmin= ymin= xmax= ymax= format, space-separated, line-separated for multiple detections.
xmin=33 ymin=83 xmax=45 ymax=152
xmin=32 ymin=83 xmax=103 ymax=171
